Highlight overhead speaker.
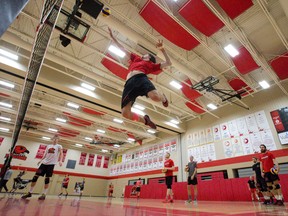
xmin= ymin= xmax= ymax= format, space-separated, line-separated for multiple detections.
xmin=80 ymin=0 xmax=104 ymax=19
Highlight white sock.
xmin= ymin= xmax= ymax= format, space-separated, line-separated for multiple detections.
xmin=42 ymin=189 xmax=48 ymax=195
xmin=29 ymin=187 xmax=35 ymax=193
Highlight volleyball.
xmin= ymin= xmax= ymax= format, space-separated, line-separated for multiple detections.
xmin=102 ymin=8 xmax=111 ymax=17
xmin=162 ymin=168 xmax=167 ymax=173
xmin=270 ymin=167 xmax=278 ymax=175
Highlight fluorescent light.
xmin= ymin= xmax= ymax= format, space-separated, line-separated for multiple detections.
xmin=0 ymin=127 xmax=9 ymax=132
xmin=224 ymin=44 xmax=239 ymax=57
xmin=113 ymin=144 xmax=120 ymax=148
xmin=133 ymin=104 xmax=145 ymax=110
xmin=0 ymin=49 xmax=18 ymax=60
xmin=67 ymin=102 xmax=79 ymax=109
xmin=259 ymin=80 xmax=270 ymax=89
xmin=48 ymin=128 xmax=58 ymax=132
xmin=56 ymin=118 xmax=66 ymax=123
xmin=170 ymin=119 xmax=179 ymax=124
xmin=131 ymin=107 xmax=145 ymax=116
xmin=169 ymin=80 xmax=182 ymax=89
xmin=75 ymin=143 xmax=83 ymax=147
xmin=207 ymin=103 xmax=217 ymax=110
xmin=0 ymin=116 xmax=11 ymax=121
xmin=97 ymin=129 xmax=105 ymax=134
xmin=128 ymin=138 xmax=135 ymax=142
xmin=113 ymin=118 xmax=123 ymax=124
xmin=42 ymin=136 xmax=51 ymax=140
xmin=165 ymin=121 xmax=179 ymax=128
xmin=0 ymin=102 xmax=12 ymax=108
xmin=147 ymin=129 xmax=156 ymax=134
xmin=85 ymin=137 xmax=93 ymax=141
xmin=81 ymin=83 xmax=95 ymax=91
xmin=0 ymin=80 xmax=15 ymax=88
xmin=108 ymin=45 xmax=126 ymax=58
xmin=102 ymin=149 xmax=108 ymax=153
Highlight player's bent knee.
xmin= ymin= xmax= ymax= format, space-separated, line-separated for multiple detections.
xmin=45 ymin=177 xmax=50 ymax=185
xmin=32 ymin=175 xmax=39 ymax=182
xmin=275 ymin=184 xmax=281 ymax=189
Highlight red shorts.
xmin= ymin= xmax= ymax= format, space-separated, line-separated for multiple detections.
xmin=250 ymin=188 xmax=256 ymax=193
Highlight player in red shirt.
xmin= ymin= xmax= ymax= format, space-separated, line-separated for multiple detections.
xmin=58 ymin=174 xmax=69 ymax=198
xmin=162 ymin=152 xmax=175 ymax=203
xmin=109 ymin=28 xmax=171 ymax=129
xmin=259 ymin=144 xmax=284 ymax=206
xmin=108 ymin=183 xmax=114 ymax=197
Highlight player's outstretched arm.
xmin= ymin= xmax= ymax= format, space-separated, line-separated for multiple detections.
xmin=157 ymin=40 xmax=171 ymax=69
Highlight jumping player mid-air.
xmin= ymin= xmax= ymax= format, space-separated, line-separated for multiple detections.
xmin=109 ymin=28 xmax=171 ymax=129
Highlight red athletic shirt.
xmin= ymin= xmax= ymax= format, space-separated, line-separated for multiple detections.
xmin=164 ymin=158 xmax=174 ymax=177
xmin=128 ymin=53 xmax=161 ymax=75
xmin=259 ymin=151 xmax=275 ymax=173
xmin=62 ymin=177 xmax=69 ymax=186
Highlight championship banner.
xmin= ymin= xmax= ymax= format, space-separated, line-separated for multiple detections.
xmin=87 ymin=153 xmax=95 ymax=166
xmin=153 ymin=145 xmax=158 ymax=155
xmin=159 ymin=144 xmax=164 ymax=154
xmin=149 ymin=147 xmax=153 ymax=158
xmin=35 ymin=144 xmax=47 ymax=159
xmin=171 ymin=139 xmax=177 ymax=152
xmin=0 ymin=137 xmax=4 ymax=146
xmin=79 ymin=152 xmax=87 ymax=165
xmin=61 ymin=149 xmax=68 ymax=162
xmin=164 ymin=142 xmax=170 ymax=152
xmin=96 ymin=155 xmax=102 ymax=167
xmin=270 ymin=107 xmax=288 ymax=145
xmin=103 ymin=156 xmax=109 ymax=168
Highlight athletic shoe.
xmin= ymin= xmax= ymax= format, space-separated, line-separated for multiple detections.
xmin=162 ymin=200 xmax=169 ymax=203
xmin=21 ymin=192 xmax=32 ymax=199
xmin=277 ymin=200 xmax=284 ymax=206
xmin=144 ymin=115 xmax=157 ymax=129
xmin=65 ymin=193 xmax=68 ymax=197
xmin=162 ymin=94 xmax=169 ymax=107
xmin=263 ymin=200 xmax=271 ymax=205
xmin=58 ymin=193 xmax=62 ymax=197
xmin=38 ymin=194 xmax=46 ymax=200
xmin=185 ymin=199 xmax=192 ymax=203
xmin=169 ymin=199 xmax=174 ymax=203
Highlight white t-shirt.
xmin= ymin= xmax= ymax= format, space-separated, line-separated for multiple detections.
xmin=42 ymin=144 xmax=62 ymax=165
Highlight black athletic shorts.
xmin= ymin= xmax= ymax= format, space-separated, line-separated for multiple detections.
xmin=36 ymin=164 xmax=55 ymax=177
xmin=121 ymin=73 xmax=156 ymax=108
xmin=136 ymin=187 xmax=141 ymax=192
xmin=256 ymin=177 xmax=267 ymax=192
xmin=62 ymin=184 xmax=68 ymax=189
xmin=165 ymin=176 xmax=173 ymax=187
xmin=187 ymin=176 xmax=198 ymax=185
xmin=264 ymin=172 xmax=280 ymax=183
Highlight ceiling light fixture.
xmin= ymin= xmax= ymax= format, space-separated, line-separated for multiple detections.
xmin=170 ymin=119 xmax=179 ymax=124
xmin=97 ymin=129 xmax=105 ymax=134
xmin=0 ymin=80 xmax=15 ymax=88
xmin=224 ymin=44 xmax=239 ymax=57
xmin=131 ymin=107 xmax=145 ymax=116
xmin=113 ymin=118 xmax=123 ymax=124
xmin=113 ymin=144 xmax=120 ymax=148
xmin=259 ymin=80 xmax=270 ymax=89
xmin=42 ymin=136 xmax=51 ymax=140
xmin=56 ymin=118 xmax=66 ymax=123
xmin=101 ymin=149 xmax=108 ymax=153
xmin=0 ymin=116 xmax=11 ymax=121
xmin=207 ymin=103 xmax=217 ymax=110
xmin=48 ymin=128 xmax=58 ymax=132
xmin=108 ymin=45 xmax=126 ymax=58
xmin=0 ymin=48 xmax=19 ymax=60
xmin=0 ymin=127 xmax=9 ymax=132
xmin=67 ymin=102 xmax=79 ymax=109
xmin=85 ymin=137 xmax=93 ymax=141
xmin=169 ymin=80 xmax=182 ymax=89
xmin=133 ymin=104 xmax=145 ymax=110
xmin=165 ymin=122 xmax=179 ymax=128
xmin=147 ymin=129 xmax=156 ymax=134
xmin=75 ymin=143 xmax=83 ymax=147
xmin=127 ymin=138 xmax=135 ymax=142
xmin=81 ymin=83 xmax=95 ymax=91
xmin=0 ymin=102 xmax=12 ymax=108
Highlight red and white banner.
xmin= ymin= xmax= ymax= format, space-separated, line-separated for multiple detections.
xmin=0 ymin=137 xmax=4 ymax=146
xmin=35 ymin=144 xmax=47 ymax=159
xmin=96 ymin=155 xmax=102 ymax=167
xmin=87 ymin=153 xmax=95 ymax=166
xmin=62 ymin=149 xmax=68 ymax=162
xmin=79 ymin=152 xmax=87 ymax=165
xmin=103 ymin=156 xmax=109 ymax=168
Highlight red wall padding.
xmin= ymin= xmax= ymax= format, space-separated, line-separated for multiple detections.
xmin=181 ymin=79 xmax=202 ymax=100
xmin=140 ymin=0 xmax=200 ymax=50
xmin=232 ymin=46 xmax=259 ymax=75
xmin=179 ymin=0 xmax=224 ymax=36
xmin=125 ymin=174 xmax=288 ymax=201
xmin=270 ymin=53 xmax=288 ymax=80
xmin=216 ymin=0 xmax=254 ymax=19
